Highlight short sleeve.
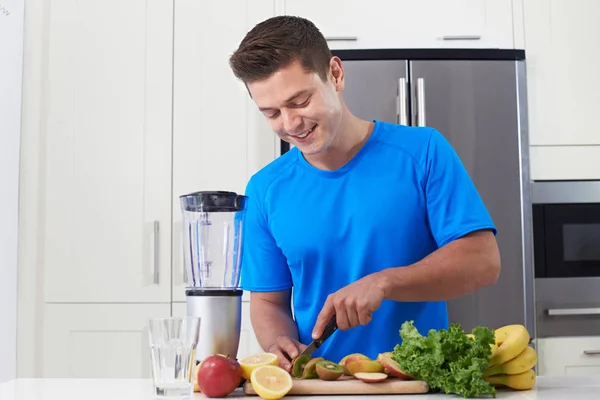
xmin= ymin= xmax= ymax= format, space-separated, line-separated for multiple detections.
xmin=424 ymin=128 xmax=497 ymax=248
xmin=240 ymin=179 xmax=292 ymax=292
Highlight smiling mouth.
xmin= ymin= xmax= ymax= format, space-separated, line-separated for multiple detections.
xmin=294 ymin=125 xmax=316 ymax=139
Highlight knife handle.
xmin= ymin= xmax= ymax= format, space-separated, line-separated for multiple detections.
xmin=317 ymin=316 xmax=338 ymax=345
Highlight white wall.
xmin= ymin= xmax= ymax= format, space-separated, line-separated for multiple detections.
xmin=0 ymin=0 xmax=24 ymax=383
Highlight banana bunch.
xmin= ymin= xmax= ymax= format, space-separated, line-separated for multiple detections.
xmin=483 ymin=324 xmax=537 ymax=391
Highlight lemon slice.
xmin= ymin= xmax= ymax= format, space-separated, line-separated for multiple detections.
xmin=238 ymin=352 xmax=279 ymax=381
xmin=250 ymin=365 xmax=293 ymax=400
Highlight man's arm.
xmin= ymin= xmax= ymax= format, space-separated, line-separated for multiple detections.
xmin=379 ymin=229 xmax=500 ymax=302
xmin=312 ymin=230 xmax=500 ymax=338
xmin=250 ymin=289 xmax=306 ymax=371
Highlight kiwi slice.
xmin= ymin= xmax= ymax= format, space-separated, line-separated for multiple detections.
xmin=301 ymin=357 xmax=324 ymax=379
xmin=291 ymin=354 xmax=311 ymax=378
xmin=316 ymin=360 xmax=344 ymax=381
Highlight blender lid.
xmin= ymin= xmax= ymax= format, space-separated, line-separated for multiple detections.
xmin=179 ymin=190 xmax=248 ymax=212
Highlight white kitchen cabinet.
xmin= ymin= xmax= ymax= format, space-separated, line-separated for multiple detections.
xmin=530 ymin=146 xmax=600 ymax=181
xmin=537 ymin=337 xmax=600 ymax=377
xmin=280 ymin=0 xmax=516 ymax=49
xmin=172 ymin=302 xmax=263 ymax=361
xmin=524 ymin=0 xmax=600 ymax=147
xmin=171 ymin=0 xmax=277 ymax=300
xmin=41 ymin=0 xmax=173 ymax=303
xmin=42 ymin=304 xmax=170 ymax=378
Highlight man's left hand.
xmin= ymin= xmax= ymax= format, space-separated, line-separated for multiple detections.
xmin=312 ymin=272 xmax=387 ymax=340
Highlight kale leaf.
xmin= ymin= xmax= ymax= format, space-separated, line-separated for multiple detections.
xmin=392 ymin=320 xmax=496 ymax=398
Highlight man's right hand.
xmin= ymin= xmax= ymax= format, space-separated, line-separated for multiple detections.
xmin=268 ymin=336 xmax=308 ymax=373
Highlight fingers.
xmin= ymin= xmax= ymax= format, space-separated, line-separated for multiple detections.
xmin=270 ymin=347 xmax=292 ymax=372
xmin=276 ymin=336 xmax=300 ymax=361
xmin=312 ymin=295 xmax=335 ymax=339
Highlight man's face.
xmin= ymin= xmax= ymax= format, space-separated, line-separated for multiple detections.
xmin=247 ymin=58 xmax=345 ymax=156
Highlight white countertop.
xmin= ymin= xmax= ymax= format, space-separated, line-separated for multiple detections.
xmin=1 ymin=376 xmax=599 ymax=399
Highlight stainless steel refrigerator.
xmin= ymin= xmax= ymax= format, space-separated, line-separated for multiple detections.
xmin=283 ymin=49 xmax=535 ymax=338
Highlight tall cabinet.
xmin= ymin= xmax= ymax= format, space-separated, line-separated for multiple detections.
xmin=19 ymin=0 xmax=274 ymax=378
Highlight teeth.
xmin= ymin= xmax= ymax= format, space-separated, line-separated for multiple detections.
xmin=297 ymin=126 xmax=315 ymax=139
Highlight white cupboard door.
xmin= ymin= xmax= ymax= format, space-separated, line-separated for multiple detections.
xmin=525 ymin=0 xmax=600 ymax=146
xmin=171 ymin=0 xmax=276 ymax=300
xmin=42 ymin=0 xmax=173 ymax=303
xmin=42 ymin=304 xmax=170 ymax=378
xmin=171 ymin=302 xmax=263 ymax=361
xmin=282 ymin=0 xmax=514 ymax=49
xmin=537 ymin=337 xmax=600 ymax=376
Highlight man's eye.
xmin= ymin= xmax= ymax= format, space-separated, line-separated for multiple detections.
xmin=266 ymin=111 xmax=280 ymax=119
xmin=292 ymin=98 xmax=310 ymax=107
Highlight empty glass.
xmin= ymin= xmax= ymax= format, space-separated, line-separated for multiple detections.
xmin=148 ymin=317 xmax=201 ymax=398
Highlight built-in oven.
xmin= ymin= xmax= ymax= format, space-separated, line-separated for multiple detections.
xmin=533 ymin=181 xmax=600 ymax=338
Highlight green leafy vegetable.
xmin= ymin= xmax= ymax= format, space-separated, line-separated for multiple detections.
xmin=392 ymin=320 xmax=496 ymax=398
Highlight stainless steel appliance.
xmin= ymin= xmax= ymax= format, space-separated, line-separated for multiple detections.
xmin=281 ymin=49 xmax=535 ymax=337
xmin=180 ymin=191 xmax=248 ymax=363
xmin=532 ymin=181 xmax=600 ymax=338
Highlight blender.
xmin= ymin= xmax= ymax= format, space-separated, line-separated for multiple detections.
xmin=179 ymin=190 xmax=248 ymax=363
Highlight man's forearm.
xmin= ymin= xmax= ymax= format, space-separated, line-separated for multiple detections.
xmin=251 ymin=298 xmax=300 ymax=351
xmin=378 ymin=230 xmax=501 ymax=302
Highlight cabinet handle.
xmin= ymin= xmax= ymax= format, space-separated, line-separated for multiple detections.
xmin=325 ymin=36 xmax=358 ymax=41
xmin=442 ymin=35 xmax=481 ymax=41
xmin=416 ymin=78 xmax=426 ymax=127
xmin=583 ymin=350 xmax=600 ymax=356
xmin=154 ymin=221 xmax=159 ymax=284
xmin=397 ymin=77 xmax=408 ymax=125
xmin=547 ymin=308 xmax=600 ymax=316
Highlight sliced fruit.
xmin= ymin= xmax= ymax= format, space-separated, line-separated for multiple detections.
xmin=376 ymin=353 xmax=413 ymax=380
xmin=301 ymin=357 xmax=324 ymax=379
xmin=238 ymin=352 xmax=279 ymax=381
xmin=339 ymin=354 xmax=370 ymax=375
xmin=291 ymin=354 xmax=311 ymax=378
xmin=346 ymin=359 xmax=384 ymax=376
xmin=250 ymin=365 xmax=294 ymax=400
xmin=315 ymin=360 xmax=344 ymax=381
xmin=354 ymin=372 xmax=388 ymax=383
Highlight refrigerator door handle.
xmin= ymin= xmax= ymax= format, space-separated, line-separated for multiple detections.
xmin=396 ymin=77 xmax=408 ymax=125
xmin=547 ymin=307 xmax=600 ymax=316
xmin=416 ymin=78 xmax=426 ymax=127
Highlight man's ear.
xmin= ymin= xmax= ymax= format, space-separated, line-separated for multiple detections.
xmin=329 ymin=56 xmax=345 ymax=92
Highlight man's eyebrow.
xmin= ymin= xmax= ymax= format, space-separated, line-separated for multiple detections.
xmin=259 ymin=90 xmax=310 ymax=112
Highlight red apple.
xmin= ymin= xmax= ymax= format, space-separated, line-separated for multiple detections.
xmin=197 ymin=354 xmax=242 ymax=398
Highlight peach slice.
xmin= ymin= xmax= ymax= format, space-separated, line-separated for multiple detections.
xmin=354 ymin=372 xmax=388 ymax=383
xmin=346 ymin=359 xmax=384 ymax=376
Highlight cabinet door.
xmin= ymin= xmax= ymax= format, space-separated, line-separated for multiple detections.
xmin=282 ymin=0 xmax=514 ymax=49
xmin=42 ymin=0 xmax=173 ymax=303
xmin=537 ymin=337 xmax=600 ymax=376
xmin=171 ymin=0 xmax=276 ymax=301
xmin=525 ymin=0 xmax=600 ymax=146
xmin=42 ymin=304 xmax=170 ymax=378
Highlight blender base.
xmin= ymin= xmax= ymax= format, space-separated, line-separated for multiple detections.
xmin=186 ymin=288 xmax=243 ymax=363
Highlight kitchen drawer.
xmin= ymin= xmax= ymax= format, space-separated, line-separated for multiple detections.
xmin=537 ymin=337 xmax=600 ymax=376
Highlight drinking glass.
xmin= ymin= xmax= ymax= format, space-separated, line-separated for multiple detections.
xmin=148 ymin=317 xmax=201 ymax=398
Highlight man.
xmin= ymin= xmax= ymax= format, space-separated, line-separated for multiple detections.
xmin=229 ymin=15 xmax=501 ymax=372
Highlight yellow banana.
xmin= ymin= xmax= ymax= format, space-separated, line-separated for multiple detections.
xmin=484 ymin=369 xmax=536 ymax=390
xmin=488 ymin=324 xmax=530 ymax=367
xmin=484 ymin=345 xmax=537 ymax=377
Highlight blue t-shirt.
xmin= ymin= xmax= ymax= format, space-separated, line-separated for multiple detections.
xmin=240 ymin=121 xmax=496 ymax=363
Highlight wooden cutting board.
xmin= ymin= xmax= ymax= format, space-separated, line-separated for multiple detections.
xmin=243 ymin=376 xmax=429 ymax=395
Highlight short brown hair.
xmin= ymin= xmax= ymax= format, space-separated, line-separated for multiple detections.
xmin=229 ymin=15 xmax=333 ymax=84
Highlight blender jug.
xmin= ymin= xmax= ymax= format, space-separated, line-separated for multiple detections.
xmin=180 ymin=191 xmax=248 ymax=363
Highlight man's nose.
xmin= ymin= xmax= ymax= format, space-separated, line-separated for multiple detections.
xmin=281 ymin=110 xmax=301 ymax=134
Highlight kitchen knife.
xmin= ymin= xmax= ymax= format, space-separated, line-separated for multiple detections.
xmin=298 ymin=316 xmax=338 ymax=358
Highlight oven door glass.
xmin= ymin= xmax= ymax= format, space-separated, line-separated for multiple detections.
xmin=535 ymin=203 xmax=600 ymax=278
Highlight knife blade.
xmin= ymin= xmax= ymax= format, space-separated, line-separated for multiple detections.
xmin=298 ymin=316 xmax=338 ymax=358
